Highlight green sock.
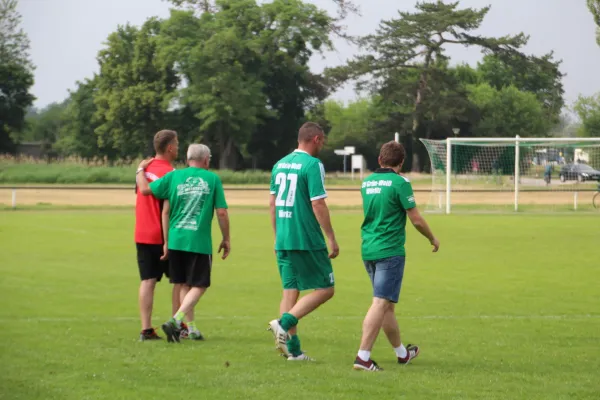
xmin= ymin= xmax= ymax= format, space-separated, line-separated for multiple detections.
xmin=287 ymin=334 xmax=302 ymax=357
xmin=280 ymin=313 xmax=298 ymax=332
xmin=174 ymin=311 xmax=185 ymax=326
xmin=187 ymin=321 xmax=197 ymax=332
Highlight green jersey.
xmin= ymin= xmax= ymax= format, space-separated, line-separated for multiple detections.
xmin=270 ymin=150 xmax=327 ymax=251
xmin=149 ymin=167 xmax=228 ymax=255
xmin=360 ymin=168 xmax=416 ymax=260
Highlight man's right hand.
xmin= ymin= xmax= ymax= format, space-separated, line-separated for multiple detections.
xmin=430 ymin=237 xmax=440 ymax=253
xmin=138 ymin=157 xmax=154 ymax=170
xmin=328 ymin=238 xmax=340 ymax=259
xmin=218 ymin=239 xmax=231 ymax=260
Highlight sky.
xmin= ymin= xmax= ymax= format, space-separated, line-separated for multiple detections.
xmin=17 ymin=0 xmax=600 ymax=114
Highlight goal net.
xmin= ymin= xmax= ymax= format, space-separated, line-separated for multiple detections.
xmin=420 ymin=137 xmax=600 ymax=213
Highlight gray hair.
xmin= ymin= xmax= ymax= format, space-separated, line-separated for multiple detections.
xmin=187 ymin=144 xmax=211 ymax=162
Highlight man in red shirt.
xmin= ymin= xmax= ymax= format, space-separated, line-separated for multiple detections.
xmin=135 ymin=129 xmax=182 ymax=340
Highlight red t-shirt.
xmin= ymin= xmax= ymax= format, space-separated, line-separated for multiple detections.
xmin=134 ymin=159 xmax=175 ymax=244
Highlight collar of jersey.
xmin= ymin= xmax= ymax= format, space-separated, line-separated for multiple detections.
xmin=293 ymin=149 xmax=310 ymax=155
xmin=375 ymin=168 xmax=397 ymax=174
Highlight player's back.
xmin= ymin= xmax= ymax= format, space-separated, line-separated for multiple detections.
xmin=360 ymin=169 xmax=416 ymax=260
xmin=135 ymin=158 xmax=174 ymax=244
xmin=270 ymin=150 xmax=327 ymax=251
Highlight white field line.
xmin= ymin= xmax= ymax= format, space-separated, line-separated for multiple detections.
xmin=1 ymin=315 xmax=599 ymax=323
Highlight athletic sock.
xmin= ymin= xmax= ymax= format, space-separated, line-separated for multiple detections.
xmin=357 ymin=350 xmax=371 ymax=362
xmin=173 ymin=311 xmax=185 ymax=327
xmin=287 ymin=335 xmax=302 ymax=357
xmin=394 ymin=344 xmax=407 ymax=359
xmin=279 ymin=313 xmax=298 ymax=332
xmin=187 ymin=321 xmax=197 ymax=333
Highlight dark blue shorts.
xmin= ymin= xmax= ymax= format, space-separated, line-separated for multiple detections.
xmin=363 ymin=256 xmax=406 ymax=303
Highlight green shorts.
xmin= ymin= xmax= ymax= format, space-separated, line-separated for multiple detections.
xmin=276 ymin=250 xmax=334 ymax=291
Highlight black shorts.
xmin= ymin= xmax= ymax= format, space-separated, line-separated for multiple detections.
xmin=168 ymin=250 xmax=212 ymax=288
xmin=136 ymin=243 xmax=169 ymax=282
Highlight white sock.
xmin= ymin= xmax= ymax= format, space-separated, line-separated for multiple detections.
xmin=394 ymin=344 xmax=407 ymax=359
xmin=357 ymin=350 xmax=371 ymax=362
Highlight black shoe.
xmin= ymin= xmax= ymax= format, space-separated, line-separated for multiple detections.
xmin=140 ymin=328 xmax=162 ymax=341
xmin=161 ymin=319 xmax=182 ymax=343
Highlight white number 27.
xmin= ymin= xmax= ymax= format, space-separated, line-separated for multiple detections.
xmin=275 ymin=173 xmax=298 ymax=207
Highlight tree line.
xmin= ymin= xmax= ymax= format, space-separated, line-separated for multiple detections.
xmin=2 ymin=0 xmax=600 ymax=172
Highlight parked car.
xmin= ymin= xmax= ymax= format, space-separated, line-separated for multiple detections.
xmin=559 ymin=164 xmax=600 ymax=182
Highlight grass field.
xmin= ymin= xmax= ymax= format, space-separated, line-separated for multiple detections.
xmin=1 ymin=210 xmax=599 ymax=400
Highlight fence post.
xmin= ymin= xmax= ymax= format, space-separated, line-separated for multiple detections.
xmin=12 ymin=188 xmax=16 ymax=210
xmin=574 ymin=192 xmax=578 ymax=211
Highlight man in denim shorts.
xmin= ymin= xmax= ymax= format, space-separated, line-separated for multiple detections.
xmin=353 ymin=141 xmax=440 ymax=372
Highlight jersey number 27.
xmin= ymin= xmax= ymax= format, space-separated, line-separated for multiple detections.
xmin=275 ymin=173 xmax=298 ymax=207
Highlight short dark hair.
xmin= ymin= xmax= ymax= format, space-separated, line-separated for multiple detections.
xmin=153 ymin=130 xmax=177 ymax=154
xmin=379 ymin=141 xmax=406 ymax=168
xmin=298 ymin=122 xmax=324 ymax=142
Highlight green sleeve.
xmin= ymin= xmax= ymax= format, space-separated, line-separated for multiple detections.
xmin=398 ymin=181 xmax=416 ymax=210
xmin=214 ymin=176 xmax=228 ymax=209
xmin=269 ymin=168 xmax=276 ymax=195
xmin=307 ymin=161 xmax=327 ymax=201
xmin=149 ymin=173 xmax=172 ymax=200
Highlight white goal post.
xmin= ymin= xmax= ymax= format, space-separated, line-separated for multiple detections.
xmin=418 ymin=136 xmax=600 ymax=214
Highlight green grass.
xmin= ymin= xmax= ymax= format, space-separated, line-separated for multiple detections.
xmin=1 ymin=210 xmax=599 ymax=399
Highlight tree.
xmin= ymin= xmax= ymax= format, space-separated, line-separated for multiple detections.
xmin=53 ymin=78 xmax=102 ymax=158
xmin=328 ymin=1 xmax=528 ymax=170
xmin=467 ymin=83 xmax=549 ymax=138
xmin=22 ymin=101 xmax=68 ymax=146
xmin=94 ymin=18 xmax=179 ymax=160
xmin=573 ymin=93 xmax=600 ymax=138
xmin=160 ymin=0 xmax=336 ymax=169
xmin=477 ymin=53 xmax=564 ymax=125
xmin=0 ymin=0 xmax=35 ymax=153
xmin=588 ymin=0 xmax=600 ymax=45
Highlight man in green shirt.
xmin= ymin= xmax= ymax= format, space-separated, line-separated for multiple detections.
xmin=267 ymin=122 xmax=339 ymax=361
xmin=136 ymin=144 xmax=230 ymax=343
xmin=353 ymin=141 xmax=440 ymax=371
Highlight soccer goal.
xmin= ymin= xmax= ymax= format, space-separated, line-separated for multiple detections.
xmin=419 ymin=136 xmax=600 ymax=214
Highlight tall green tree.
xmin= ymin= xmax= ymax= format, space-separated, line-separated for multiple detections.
xmin=588 ymin=0 xmax=600 ymax=45
xmin=53 ymin=78 xmax=102 ymax=158
xmin=328 ymin=1 xmax=528 ymax=170
xmin=477 ymin=53 xmax=564 ymax=125
xmin=0 ymin=0 xmax=35 ymax=153
xmin=160 ymin=0 xmax=335 ymax=169
xmin=573 ymin=93 xmax=600 ymax=138
xmin=94 ymin=18 xmax=179 ymax=160
xmin=467 ymin=83 xmax=549 ymax=138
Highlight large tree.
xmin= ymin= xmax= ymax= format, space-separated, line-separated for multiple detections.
xmin=160 ymin=0 xmax=335 ymax=169
xmin=0 ymin=0 xmax=35 ymax=153
xmin=467 ymin=83 xmax=549 ymax=138
xmin=327 ymin=1 xmax=529 ymax=170
xmin=477 ymin=53 xmax=564 ymax=125
xmin=53 ymin=78 xmax=102 ymax=158
xmin=94 ymin=18 xmax=179 ymax=160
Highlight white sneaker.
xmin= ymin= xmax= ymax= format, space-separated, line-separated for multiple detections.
xmin=287 ymin=353 xmax=315 ymax=361
xmin=267 ymin=319 xmax=290 ymax=357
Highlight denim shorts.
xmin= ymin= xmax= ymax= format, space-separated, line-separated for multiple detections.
xmin=363 ymin=256 xmax=406 ymax=303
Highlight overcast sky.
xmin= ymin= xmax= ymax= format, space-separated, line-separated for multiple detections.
xmin=17 ymin=0 xmax=600 ymax=114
